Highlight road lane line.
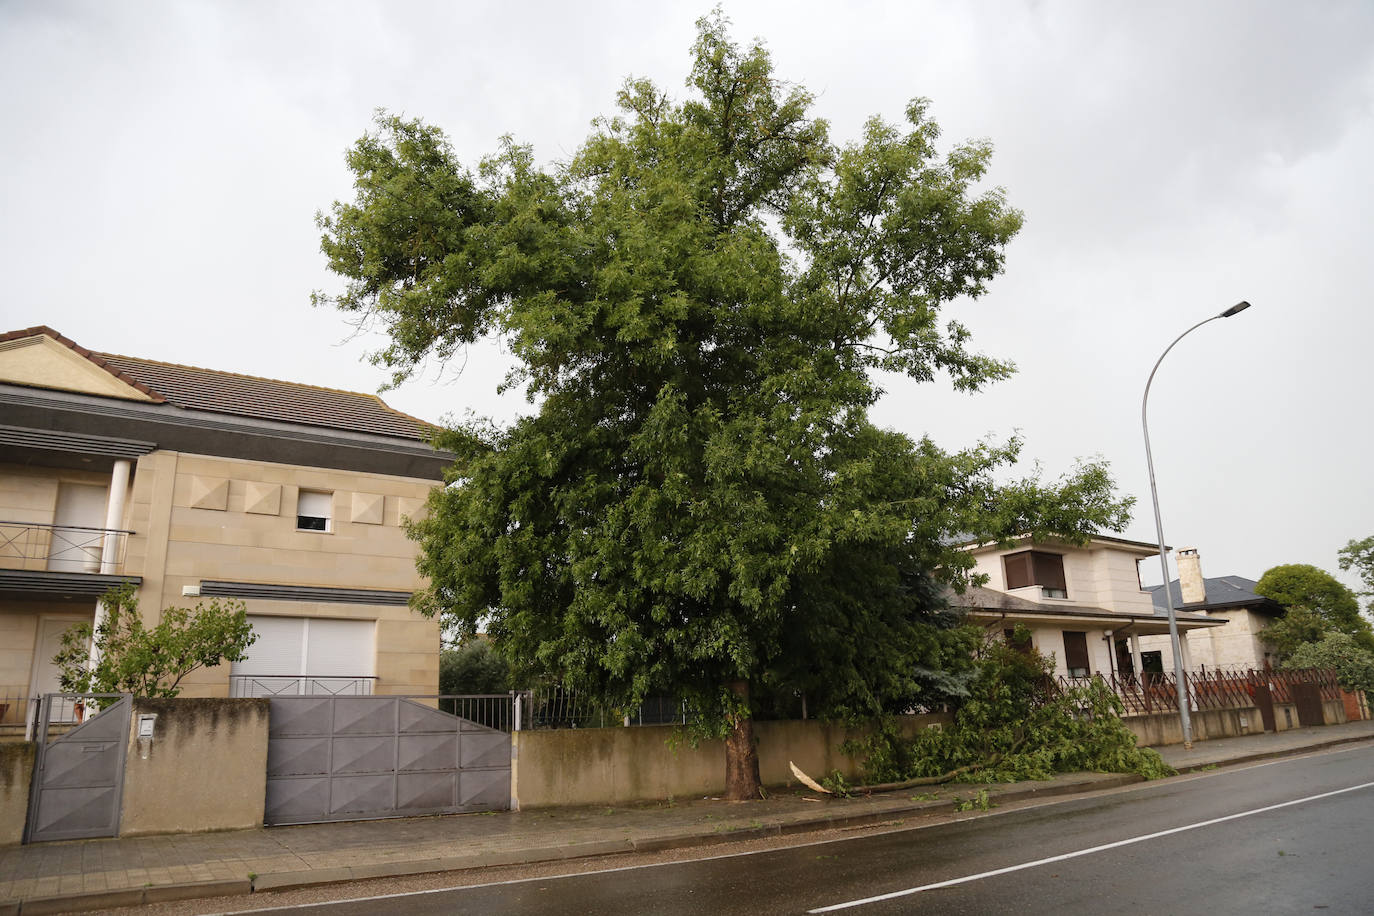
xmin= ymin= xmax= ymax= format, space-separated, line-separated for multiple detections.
xmin=808 ymin=779 xmax=1374 ymax=912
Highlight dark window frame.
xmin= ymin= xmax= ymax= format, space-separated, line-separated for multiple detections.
xmin=1062 ymin=630 xmax=1090 ymax=676
xmin=1003 ymin=550 xmax=1068 ymax=597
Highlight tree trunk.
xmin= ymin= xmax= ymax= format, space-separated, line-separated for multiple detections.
xmin=724 ymin=679 xmax=762 ymax=801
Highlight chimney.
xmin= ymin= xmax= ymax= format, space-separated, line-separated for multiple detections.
xmin=1177 ymin=547 xmax=1206 ymax=605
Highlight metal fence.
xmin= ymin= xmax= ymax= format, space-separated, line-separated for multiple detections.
xmin=0 ymin=520 xmax=131 ymax=572
xmin=0 ymin=692 xmax=118 ymax=742
xmin=228 ymin=675 xmax=377 ymax=697
xmin=1055 ymin=668 xmax=1342 ymax=715
xmin=517 ymin=687 xmax=691 ymax=730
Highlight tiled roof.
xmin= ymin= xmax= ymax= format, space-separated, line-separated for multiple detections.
xmin=95 ymin=353 xmax=431 ymax=440
xmin=0 ymin=325 xmax=164 ymax=401
xmin=1148 ymin=576 xmax=1281 ymax=613
xmin=2 ymin=326 xmax=431 ymax=441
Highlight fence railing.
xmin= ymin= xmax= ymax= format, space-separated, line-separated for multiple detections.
xmin=1055 ymin=668 xmax=1342 ymax=715
xmin=229 ymin=675 xmax=377 ymax=697
xmin=517 ymin=687 xmax=691 ymax=730
xmin=0 ymin=520 xmax=132 ymax=573
xmin=0 ymin=692 xmax=118 ymax=741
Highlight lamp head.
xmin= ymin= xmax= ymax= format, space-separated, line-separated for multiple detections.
xmin=1220 ymin=301 xmax=1251 ymax=318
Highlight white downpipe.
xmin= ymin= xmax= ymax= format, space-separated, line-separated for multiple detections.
xmin=88 ymin=459 xmax=133 ymax=674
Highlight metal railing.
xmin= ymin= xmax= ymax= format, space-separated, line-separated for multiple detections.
xmin=0 ymin=520 xmax=132 ymax=573
xmin=0 ymin=693 xmax=119 ymax=742
xmin=518 ymin=686 xmax=692 ymax=730
xmin=229 ymin=675 xmax=378 ymax=697
xmin=1054 ymin=668 xmax=1343 ymax=715
xmin=438 ymin=694 xmax=518 ymax=732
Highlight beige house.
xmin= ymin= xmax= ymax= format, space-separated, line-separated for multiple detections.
xmin=0 ymin=326 xmax=447 ymax=733
xmin=953 ymin=535 xmax=1226 ymax=680
xmin=1141 ymin=547 xmax=1283 ymax=672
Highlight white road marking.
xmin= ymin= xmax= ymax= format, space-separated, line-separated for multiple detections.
xmin=808 ymin=779 xmax=1374 ymax=912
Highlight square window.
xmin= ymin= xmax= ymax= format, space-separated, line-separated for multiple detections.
xmin=297 ymin=490 xmax=332 ymax=532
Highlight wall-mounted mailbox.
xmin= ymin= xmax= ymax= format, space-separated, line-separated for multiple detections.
xmin=137 ymin=714 xmax=157 ymax=739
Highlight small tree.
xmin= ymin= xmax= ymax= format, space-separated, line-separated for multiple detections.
xmin=1283 ymin=632 xmax=1374 ymax=696
xmin=53 ymin=583 xmax=258 ymax=698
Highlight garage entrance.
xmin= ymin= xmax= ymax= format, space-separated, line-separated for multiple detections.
xmin=264 ymin=695 xmax=510 ymax=826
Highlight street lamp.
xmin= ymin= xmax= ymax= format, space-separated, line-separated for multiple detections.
xmin=1142 ymin=300 xmax=1251 ymax=749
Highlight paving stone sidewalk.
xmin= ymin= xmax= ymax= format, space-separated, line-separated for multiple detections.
xmin=4 ymin=719 xmax=1373 ymax=915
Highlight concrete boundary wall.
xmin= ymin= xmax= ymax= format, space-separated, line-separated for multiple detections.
xmin=511 ymin=714 xmax=948 ymax=809
xmin=118 ymin=697 xmax=270 ymax=837
xmin=1123 ymin=698 xmax=1347 ymax=747
xmin=0 ymin=742 xmax=35 ymax=845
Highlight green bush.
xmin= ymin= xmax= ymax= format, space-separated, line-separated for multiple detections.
xmin=848 ymin=630 xmax=1172 ymax=785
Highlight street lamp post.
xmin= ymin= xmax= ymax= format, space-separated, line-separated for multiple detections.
xmin=1142 ymin=300 xmax=1251 ymax=750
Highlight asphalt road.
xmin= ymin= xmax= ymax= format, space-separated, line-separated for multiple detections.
xmin=225 ymin=745 xmax=1374 ymax=915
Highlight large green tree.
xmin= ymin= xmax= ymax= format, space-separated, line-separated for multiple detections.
xmin=1339 ymin=535 xmax=1374 ymax=613
xmin=1255 ymin=563 xmax=1374 ymax=652
xmin=316 ymin=15 xmax=1131 ymax=799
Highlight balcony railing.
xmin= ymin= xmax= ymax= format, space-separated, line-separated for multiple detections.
xmin=229 ymin=675 xmax=378 ymax=697
xmin=0 ymin=520 xmax=132 ymax=573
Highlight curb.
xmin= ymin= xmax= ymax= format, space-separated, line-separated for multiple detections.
xmin=5 ymin=735 xmax=1371 ymax=915
xmin=6 ymin=879 xmax=251 ymax=915
xmin=1163 ymin=732 xmax=1374 ymax=775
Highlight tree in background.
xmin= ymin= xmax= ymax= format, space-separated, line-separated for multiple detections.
xmin=1283 ymin=632 xmax=1374 ymax=695
xmin=315 ymin=15 xmax=1132 ymax=799
xmin=53 ymin=583 xmax=257 ymax=698
xmin=1255 ymin=563 xmax=1374 ymax=652
xmin=1339 ymin=535 xmax=1374 ymax=614
xmin=1258 ymin=605 xmax=1331 ymax=659
xmin=440 ymin=639 xmax=513 ymax=696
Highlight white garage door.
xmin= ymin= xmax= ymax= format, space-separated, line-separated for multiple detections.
xmin=231 ymin=616 xmax=376 ymax=696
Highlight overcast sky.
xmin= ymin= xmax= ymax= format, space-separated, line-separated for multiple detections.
xmin=3 ymin=1 xmax=1371 ymax=592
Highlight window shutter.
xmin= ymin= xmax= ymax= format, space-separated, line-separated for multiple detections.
xmin=1004 ymin=553 xmax=1033 ymax=589
xmin=1063 ymin=631 xmax=1090 ymax=674
xmin=1033 ymin=553 xmax=1067 ymax=592
xmin=305 ymin=618 xmax=376 ymax=676
xmin=233 ymin=616 xmax=306 ymax=676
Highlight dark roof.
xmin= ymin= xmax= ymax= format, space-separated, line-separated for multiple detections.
xmin=2 ymin=326 xmax=431 ymax=441
xmin=1147 ymin=576 xmax=1283 ymax=614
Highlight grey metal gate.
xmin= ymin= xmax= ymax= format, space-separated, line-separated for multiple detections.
xmin=265 ymin=695 xmax=511 ymax=826
xmin=24 ymin=694 xmax=132 ymax=843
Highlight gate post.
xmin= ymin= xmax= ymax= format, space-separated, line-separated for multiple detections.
xmin=512 ymin=690 xmax=522 ymax=732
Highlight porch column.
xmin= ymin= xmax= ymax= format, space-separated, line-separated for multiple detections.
xmin=1178 ymin=632 xmax=1194 ymax=672
xmin=1130 ymin=633 xmax=1144 ymax=678
xmin=89 ymin=458 xmax=133 ymax=673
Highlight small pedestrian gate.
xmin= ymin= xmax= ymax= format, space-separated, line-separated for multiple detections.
xmin=24 ymin=694 xmax=133 ymax=844
xmin=265 ymin=696 xmax=510 ymax=826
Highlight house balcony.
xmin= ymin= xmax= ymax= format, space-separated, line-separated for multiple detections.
xmin=229 ymin=675 xmax=378 ymax=698
xmin=0 ymin=520 xmax=140 ymax=600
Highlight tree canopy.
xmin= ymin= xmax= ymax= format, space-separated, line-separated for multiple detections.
xmin=1255 ymin=562 xmax=1374 ymax=653
xmin=316 ymin=14 xmax=1132 ymax=798
xmin=1339 ymin=535 xmax=1374 ymax=612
